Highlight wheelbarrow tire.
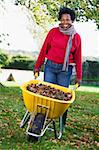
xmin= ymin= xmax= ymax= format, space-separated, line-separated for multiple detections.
xmin=27 ymin=135 xmax=38 ymax=142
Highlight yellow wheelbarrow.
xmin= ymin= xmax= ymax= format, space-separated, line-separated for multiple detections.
xmin=20 ymin=80 xmax=79 ymax=141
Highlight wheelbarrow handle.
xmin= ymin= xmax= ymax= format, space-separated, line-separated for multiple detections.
xmin=34 ymin=72 xmax=39 ymax=79
xmin=73 ymin=82 xmax=80 ymax=91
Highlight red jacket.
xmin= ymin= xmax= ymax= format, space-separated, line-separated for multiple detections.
xmin=35 ymin=27 xmax=82 ymax=80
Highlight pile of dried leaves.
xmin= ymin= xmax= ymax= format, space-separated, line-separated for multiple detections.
xmin=27 ymin=83 xmax=72 ymax=101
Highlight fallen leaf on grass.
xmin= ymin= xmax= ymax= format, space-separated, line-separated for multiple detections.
xmin=76 ymin=141 xmax=81 ymax=148
xmin=70 ymin=142 xmax=76 ymax=146
xmin=94 ymin=141 xmax=99 ymax=147
xmin=80 ymin=134 xmax=89 ymax=142
xmin=50 ymin=139 xmax=59 ymax=144
xmin=92 ymin=116 xmax=97 ymax=119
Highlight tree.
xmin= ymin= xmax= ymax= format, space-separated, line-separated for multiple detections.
xmin=15 ymin=0 xmax=98 ymax=28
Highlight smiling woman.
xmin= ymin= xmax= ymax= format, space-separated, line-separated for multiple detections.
xmin=34 ymin=7 xmax=83 ymax=131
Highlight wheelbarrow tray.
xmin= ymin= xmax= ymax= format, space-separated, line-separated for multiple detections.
xmin=21 ymin=80 xmax=75 ymax=119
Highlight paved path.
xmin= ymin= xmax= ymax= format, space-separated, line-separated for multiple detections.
xmin=0 ymin=69 xmax=44 ymax=85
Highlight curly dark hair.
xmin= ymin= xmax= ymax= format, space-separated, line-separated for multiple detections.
xmin=58 ymin=7 xmax=76 ymax=21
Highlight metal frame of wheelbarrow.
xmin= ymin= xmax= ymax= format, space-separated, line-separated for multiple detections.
xmin=20 ymin=104 xmax=64 ymax=139
xmin=20 ymin=83 xmax=79 ymax=140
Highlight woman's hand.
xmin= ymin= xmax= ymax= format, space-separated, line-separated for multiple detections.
xmin=75 ymin=79 xmax=81 ymax=87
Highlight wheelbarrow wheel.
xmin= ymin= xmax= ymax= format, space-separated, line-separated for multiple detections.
xmin=27 ymin=135 xmax=38 ymax=142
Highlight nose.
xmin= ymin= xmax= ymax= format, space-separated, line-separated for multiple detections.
xmin=62 ymin=20 xmax=69 ymax=25
xmin=62 ymin=19 xmax=70 ymax=24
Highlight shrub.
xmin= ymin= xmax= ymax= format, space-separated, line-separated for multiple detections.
xmin=0 ymin=51 xmax=9 ymax=67
xmin=4 ymin=55 xmax=36 ymax=70
xmin=82 ymin=60 xmax=99 ymax=80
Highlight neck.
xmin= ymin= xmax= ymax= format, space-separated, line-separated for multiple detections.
xmin=59 ymin=24 xmax=76 ymax=36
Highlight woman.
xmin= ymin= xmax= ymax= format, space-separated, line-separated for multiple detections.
xmin=34 ymin=7 xmax=82 ymax=129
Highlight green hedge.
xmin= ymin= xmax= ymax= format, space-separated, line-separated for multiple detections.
xmin=82 ymin=60 xmax=99 ymax=80
xmin=3 ymin=55 xmax=35 ymax=70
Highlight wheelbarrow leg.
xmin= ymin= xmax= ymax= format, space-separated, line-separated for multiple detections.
xmin=52 ymin=120 xmax=57 ymax=139
xmin=57 ymin=116 xmax=63 ymax=139
xmin=62 ymin=110 xmax=68 ymax=127
xmin=53 ymin=116 xmax=63 ymax=139
xmin=20 ymin=110 xmax=30 ymax=128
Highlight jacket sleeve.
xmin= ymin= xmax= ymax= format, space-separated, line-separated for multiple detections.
xmin=74 ymin=34 xmax=82 ymax=81
xmin=34 ymin=28 xmax=54 ymax=71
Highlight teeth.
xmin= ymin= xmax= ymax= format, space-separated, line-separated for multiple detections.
xmin=63 ymin=25 xmax=68 ymax=27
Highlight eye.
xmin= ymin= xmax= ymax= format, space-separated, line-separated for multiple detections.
xmin=61 ymin=18 xmax=71 ymax=22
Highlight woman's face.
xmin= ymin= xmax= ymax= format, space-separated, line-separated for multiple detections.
xmin=60 ymin=14 xmax=73 ymax=29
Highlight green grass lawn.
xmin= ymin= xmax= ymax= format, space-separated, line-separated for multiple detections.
xmin=0 ymin=86 xmax=99 ymax=150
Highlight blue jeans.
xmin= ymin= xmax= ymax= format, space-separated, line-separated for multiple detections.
xmin=44 ymin=60 xmax=73 ymax=88
xmin=44 ymin=60 xmax=73 ymax=127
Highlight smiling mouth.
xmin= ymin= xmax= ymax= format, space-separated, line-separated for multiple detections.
xmin=59 ymin=23 xmax=72 ymax=29
xmin=62 ymin=24 xmax=71 ymax=29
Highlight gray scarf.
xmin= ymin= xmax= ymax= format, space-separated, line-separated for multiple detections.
xmin=59 ymin=25 xmax=76 ymax=71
